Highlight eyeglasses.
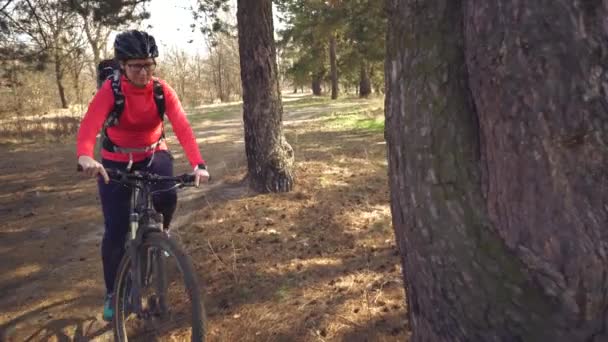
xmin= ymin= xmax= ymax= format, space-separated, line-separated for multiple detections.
xmin=126 ymin=62 xmax=156 ymax=73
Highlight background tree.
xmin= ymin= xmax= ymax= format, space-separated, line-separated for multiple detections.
xmin=237 ymin=0 xmax=294 ymax=192
xmin=385 ymin=0 xmax=608 ymax=340
xmin=68 ymin=0 xmax=150 ymax=73
xmin=1 ymin=0 xmax=151 ymax=111
xmin=277 ymin=0 xmax=385 ymax=98
xmin=277 ymin=2 xmax=329 ymax=96
xmin=280 ymin=33 xmax=327 ymax=96
xmin=162 ymin=47 xmax=190 ymax=101
xmin=0 ymin=0 xmax=39 ymax=65
xmin=341 ymin=0 xmax=385 ymax=97
xmin=277 ymin=0 xmax=344 ymax=98
xmin=10 ymin=0 xmax=85 ymax=108
xmin=206 ymin=30 xmax=241 ymax=102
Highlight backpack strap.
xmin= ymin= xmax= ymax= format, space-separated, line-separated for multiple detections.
xmin=153 ymin=79 xmax=165 ymax=121
xmin=101 ymin=73 xmax=125 ymax=152
xmin=96 ymin=59 xmax=120 ymax=90
xmin=152 ymin=79 xmax=166 ymax=142
xmin=108 ymin=73 xmax=125 ymax=126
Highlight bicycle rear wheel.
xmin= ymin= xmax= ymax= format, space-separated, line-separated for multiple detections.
xmin=113 ymin=231 xmax=206 ymax=341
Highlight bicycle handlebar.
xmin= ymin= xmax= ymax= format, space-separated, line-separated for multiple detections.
xmin=77 ymin=164 xmax=197 ymax=185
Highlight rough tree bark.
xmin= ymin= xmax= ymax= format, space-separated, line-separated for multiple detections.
xmin=237 ymin=0 xmax=295 ymax=193
xmin=329 ymin=33 xmax=339 ymax=99
xmin=385 ymin=0 xmax=608 ymax=341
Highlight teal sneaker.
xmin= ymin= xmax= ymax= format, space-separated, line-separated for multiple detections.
xmin=102 ymin=293 xmax=114 ymax=322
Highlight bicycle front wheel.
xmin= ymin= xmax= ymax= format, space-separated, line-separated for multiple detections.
xmin=113 ymin=231 xmax=206 ymax=341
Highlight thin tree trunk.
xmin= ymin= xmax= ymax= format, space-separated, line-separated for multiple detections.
xmin=329 ymin=33 xmax=338 ymax=99
xmin=385 ymin=0 xmax=608 ymax=341
xmin=237 ymin=0 xmax=295 ymax=193
xmin=180 ymin=76 xmax=186 ymax=101
xmin=217 ymin=49 xmax=228 ymax=102
xmin=312 ymin=71 xmax=323 ymax=96
xmin=83 ymin=18 xmax=101 ymax=66
xmin=10 ymin=62 xmax=21 ymax=113
xmin=54 ymin=47 xmax=68 ymax=109
xmin=71 ymin=60 xmax=83 ymax=113
xmin=359 ymin=62 xmax=371 ymax=98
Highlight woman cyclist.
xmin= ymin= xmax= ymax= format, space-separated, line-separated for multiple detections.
xmin=76 ymin=30 xmax=209 ymax=321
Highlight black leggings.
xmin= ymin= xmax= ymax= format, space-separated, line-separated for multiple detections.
xmin=97 ymin=151 xmax=177 ymax=294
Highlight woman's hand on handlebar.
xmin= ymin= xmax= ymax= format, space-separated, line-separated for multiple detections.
xmin=194 ymin=167 xmax=210 ymax=187
xmin=78 ymin=155 xmax=110 ymax=184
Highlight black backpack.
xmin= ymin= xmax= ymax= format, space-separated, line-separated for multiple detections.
xmin=96 ymin=59 xmax=166 ymax=153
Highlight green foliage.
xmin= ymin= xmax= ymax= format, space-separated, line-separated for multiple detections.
xmin=342 ymin=0 xmax=386 ymax=63
xmin=277 ymin=0 xmax=341 ymax=90
xmin=192 ymin=0 xmax=232 ymax=43
xmin=277 ymin=0 xmax=386 ymax=93
xmin=1 ymin=0 xmax=149 ymax=76
xmin=67 ymin=0 xmax=150 ymax=26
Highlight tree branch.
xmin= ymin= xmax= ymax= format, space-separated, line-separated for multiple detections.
xmin=0 ymin=0 xmax=15 ymax=14
xmin=24 ymin=0 xmax=49 ymax=48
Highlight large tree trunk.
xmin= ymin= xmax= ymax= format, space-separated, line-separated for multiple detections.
xmin=237 ymin=0 xmax=295 ymax=193
xmin=329 ymin=33 xmax=338 ymax=99
xmin=385 ymin=0 xmax=608 ymax=341
xmin=359 ymin=62 xmax=371 ymax=98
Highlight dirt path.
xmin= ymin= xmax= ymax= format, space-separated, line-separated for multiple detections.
xmin=0 ymin=93 xmax=249 ymax=341
xmin=0 ymin=94 xmax=408 ymax=341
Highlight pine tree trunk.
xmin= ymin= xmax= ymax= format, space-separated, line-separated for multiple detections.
xmin=330 ymin=33 xmax=339 ymax=100
xmin=359 ymin=62 xmax=371 ymax=98
xmin=237 ymin=0 xmax=295 ymax=193
xmin=385 ymin=0 xmax=608 ymax=341
xmin=312 ymin=71 xmax=323 ymax=96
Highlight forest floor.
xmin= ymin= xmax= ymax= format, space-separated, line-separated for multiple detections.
xmin=0 ymin=93 xmax=409 ymax=341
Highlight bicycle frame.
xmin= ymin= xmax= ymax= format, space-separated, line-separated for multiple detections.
xmin=128 ymin=177 xmax=163 ymax=316
xmin=125 ymin=170 xmax=189 ymax=319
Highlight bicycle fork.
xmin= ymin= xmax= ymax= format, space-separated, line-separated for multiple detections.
xmin=127 ymin=212 xmax=169 ymax=319
xmin=128 ymin=212 xmax=144 ymax=316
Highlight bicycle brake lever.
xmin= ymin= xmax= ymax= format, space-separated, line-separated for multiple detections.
xmin=180 ymin=174 xmax=196 ymax=185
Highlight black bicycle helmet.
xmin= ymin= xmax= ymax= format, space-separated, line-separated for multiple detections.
xmin=114 ymin=30 xmax=159 ymax=60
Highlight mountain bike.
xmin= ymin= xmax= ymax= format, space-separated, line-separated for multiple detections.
xmin=89 ymin=167 xmax=207 ymax=341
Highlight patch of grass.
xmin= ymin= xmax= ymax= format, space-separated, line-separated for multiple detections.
xmin=275 ymin=284 xmax=292 ymax=301
xmin=185 ymin=104 xmax=243 ymax=125
xmin=283 ymin=97 xmax=333 ymax=109
xmin=354 ymin=117 xmax=385 ymax=132
xmin=370 ymin=219 xmax=392 ymax=234
xmin=324 ymin=107 xmax=385 ymax=133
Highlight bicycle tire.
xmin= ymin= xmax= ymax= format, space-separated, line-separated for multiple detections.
xmin=113 ymin=231 xmax=206 ymax=341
